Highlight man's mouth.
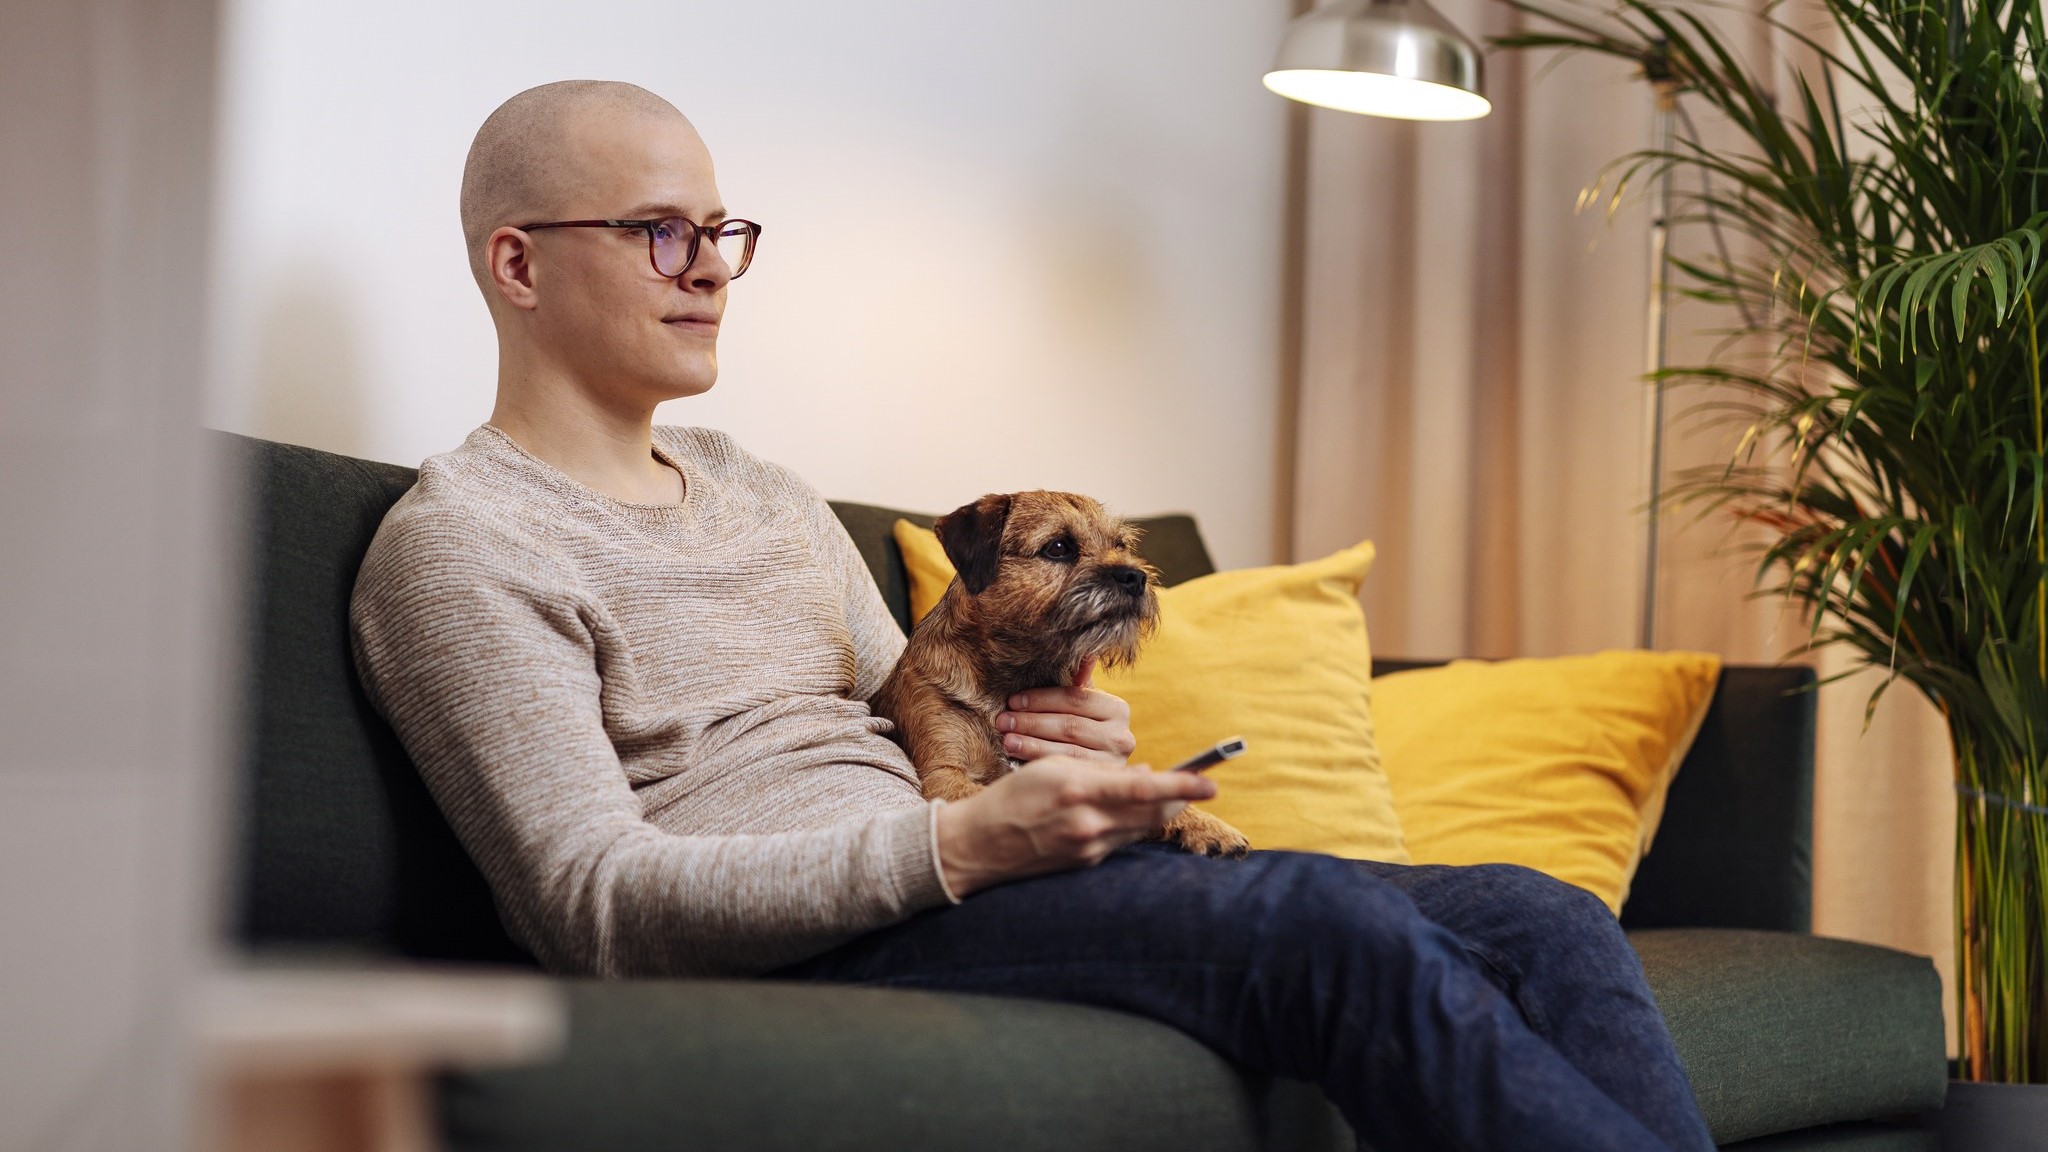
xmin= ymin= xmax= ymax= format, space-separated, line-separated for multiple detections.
xmin=663 ymin=312 xmax=720 ymax=333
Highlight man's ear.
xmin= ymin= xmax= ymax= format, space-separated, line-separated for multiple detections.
xmin=933 ymin=493 xmax=1013 ymax=596
xmin=485 ymin=226 xmax=540 ymax=311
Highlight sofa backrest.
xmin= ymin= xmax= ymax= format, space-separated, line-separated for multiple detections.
xmin=225 ymin=434 xmax=524 ymax=961
xmin=1615 ymin=663 xmax=1816 ymax=933
xmin=222 ymin=431 xmax=1813 ymax=963
xmin=221 ymin=432 xmax=1221 ymax=960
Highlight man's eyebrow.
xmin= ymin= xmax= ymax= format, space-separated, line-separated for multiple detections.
xmin=622 ymin=203 xmax=729 ymax=223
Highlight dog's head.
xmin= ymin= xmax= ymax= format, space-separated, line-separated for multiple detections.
xmin=932 ymin=490 xmax=1160 ymax=671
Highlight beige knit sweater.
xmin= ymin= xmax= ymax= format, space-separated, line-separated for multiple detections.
xmin=349 ymin=424 xmax=956 ymax=978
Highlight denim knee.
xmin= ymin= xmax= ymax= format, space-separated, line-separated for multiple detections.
xmin=1458 ymin=863 xmax=1620 ymax=933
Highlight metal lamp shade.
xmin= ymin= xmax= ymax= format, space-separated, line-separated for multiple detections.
xmin=1264 ymin=0 xmax=1491 ymax=121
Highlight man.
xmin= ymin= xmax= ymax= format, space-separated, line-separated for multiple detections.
xmin=350 ymin=80 xmax=1715 ymax=1152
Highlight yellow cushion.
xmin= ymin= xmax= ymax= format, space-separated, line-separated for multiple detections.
xmin=896 ymin=519 xmax=957 ymax=624
xmin=1372 ymin=651 xmax=1721 ymax=913
xmin=892 ymin=519 xmax=1409 ymax=863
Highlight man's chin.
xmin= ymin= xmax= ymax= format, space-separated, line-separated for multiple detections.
xmin=656 ymin=361 xmax=718 ymax=401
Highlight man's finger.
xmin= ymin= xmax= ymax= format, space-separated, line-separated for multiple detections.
xmin=1002 ymin=734 xmax=1106 ymax=763
xmin=1096 ymin=798 xmax=1190 ymax=836
xmin=1101 ymin=827 xmax=1151 ymax=852
xmin=1000 ymin=710 xmax=1123 ymax=749
xmin=1006 ymin=685 xmax=1123 ymax=720
xmin=1083 ymin=768 xmax=1216 ymax=805
xmin=1072 ymin=657 xmax=1096 ymax=689
xmin=1003 ymin=729 xmax=1127 ymax=764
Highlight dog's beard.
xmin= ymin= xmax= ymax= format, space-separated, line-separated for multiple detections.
xmin=1047 ymin=575 xmax=1158 ymax=671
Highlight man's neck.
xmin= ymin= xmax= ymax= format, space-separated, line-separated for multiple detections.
xmin=489 ymin=376 xmax=684 ymax=506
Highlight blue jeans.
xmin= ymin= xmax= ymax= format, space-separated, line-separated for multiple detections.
xmin=771 ymin=843 xmax=1715 ymax=1152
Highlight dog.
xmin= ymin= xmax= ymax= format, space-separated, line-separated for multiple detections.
xmin=871 ymin=490 xmax=1250 ymax=858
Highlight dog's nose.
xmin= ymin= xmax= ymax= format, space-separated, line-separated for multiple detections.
xmin=1109 ymin=565 xmax=1147 ymax=594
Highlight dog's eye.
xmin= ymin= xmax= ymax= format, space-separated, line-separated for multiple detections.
xmin=1039 ymin=538 xmax=1075 ymax=562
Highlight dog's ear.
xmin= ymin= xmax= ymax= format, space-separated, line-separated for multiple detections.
xmin=934 ymin=493 xmax=1013 ymax=596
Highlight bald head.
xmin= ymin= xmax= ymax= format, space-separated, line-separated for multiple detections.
xmin=459 ymin=80 xmax=694 ymax=289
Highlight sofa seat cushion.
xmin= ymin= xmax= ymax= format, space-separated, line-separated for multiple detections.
xmin=1632 ymin=929 xmax=1947 ymax=1144
xmin=441 ymin=979 xmax=1313 ymax=1152
xmin=442 ymin=931 xmax=1947 ymax=1152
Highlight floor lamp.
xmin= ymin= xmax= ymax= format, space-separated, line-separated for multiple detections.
xmin=1267 ymin=0 xmax=1676 ymax=649
xmin=1639 ymin=57 xmax=1681 ymax=651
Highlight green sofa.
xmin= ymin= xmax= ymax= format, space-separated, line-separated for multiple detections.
xmin=224 ymin=432 xmax=1948 ymax=1151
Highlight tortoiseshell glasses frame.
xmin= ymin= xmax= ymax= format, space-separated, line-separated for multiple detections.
xmin=516 ymin=216 xmax=762 ymax=279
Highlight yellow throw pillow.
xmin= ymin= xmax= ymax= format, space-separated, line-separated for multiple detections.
xmin=1372 ymin=651 xmax=1721 ymax=914
xmin=892 ymin=519 xmax=1409 ymax=864
xmin=896 ymin=519 xmax=956 ymax=624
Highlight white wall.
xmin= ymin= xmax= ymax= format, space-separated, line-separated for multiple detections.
xmin=207 ymin=0 xmax=1291 ymax=569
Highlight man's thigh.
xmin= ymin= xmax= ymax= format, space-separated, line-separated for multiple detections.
xmin=771 ymin=843 xmax=1426 ymax=1000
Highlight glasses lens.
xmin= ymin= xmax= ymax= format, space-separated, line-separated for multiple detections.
xmin=714 ymin=222 xmax=756 ymax=278
xmin=649 ymin=218 xmax=691 ymax=277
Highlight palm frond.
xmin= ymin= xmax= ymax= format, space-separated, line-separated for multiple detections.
xmin=1496 ymin=0 xmax=2048 ymax=1081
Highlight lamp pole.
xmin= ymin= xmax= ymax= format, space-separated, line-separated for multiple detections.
xmin=1640 ymin=52 xmax=1680 ymax=651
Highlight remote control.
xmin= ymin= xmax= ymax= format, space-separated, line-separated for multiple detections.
xmin=1170 ymin=736 xmax=1248 ymax=773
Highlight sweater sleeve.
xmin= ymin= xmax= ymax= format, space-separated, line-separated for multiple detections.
xmin=348 ymin=508 xmax=951 ymax=979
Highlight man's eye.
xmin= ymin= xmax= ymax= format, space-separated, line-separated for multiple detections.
xmin=1039 ymin=539 xmax=1074 ymax=561
xmin=650 ymin=222 xmax=680 ymax=242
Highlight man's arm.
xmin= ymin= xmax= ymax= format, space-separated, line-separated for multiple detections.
xmin=349 ymin=519 xmax=953 ymax=979
xmin=931 ymin=757 xmax=1218 ymax=896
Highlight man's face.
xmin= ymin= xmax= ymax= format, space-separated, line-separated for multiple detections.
xmin=524 ymin=111 xmax=730 ymax=407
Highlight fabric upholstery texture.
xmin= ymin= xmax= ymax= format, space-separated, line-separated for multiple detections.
xmin=226 ymin=432 xmax=527 ymax=963
xmin=1614 ymin=662 xmax=1819 ymax=935
xmin=895 ymin=520 xmax=1408 ymax=863
xmin=440 ymin=980 xmax=1275 ymax=1152
xmin=222 ymin=431 xmax=1932 ymax=1151
xmin=1373 ymin=651 xmax=1723 ymax=913
xmin=1633 ymin=929 xmax=1947 ymax=1144
xmin=437 ymin=928 xmax=1947 ymax=1152
xmin=1721 ymin=1124 xmax=1937 ymax=1151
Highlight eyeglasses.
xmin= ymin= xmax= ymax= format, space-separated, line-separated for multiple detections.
xmin=517 ymin=216 xmax=763 ymax=280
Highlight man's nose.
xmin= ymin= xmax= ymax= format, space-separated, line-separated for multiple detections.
xmin=680 ymin=246 xmax=731 ymax=292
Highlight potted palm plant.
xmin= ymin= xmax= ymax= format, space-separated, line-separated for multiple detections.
xmin=1496 ymin=0 xmax=2047 ymax=1115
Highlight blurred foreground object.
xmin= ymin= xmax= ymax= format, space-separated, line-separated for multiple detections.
xmin=200 ymin=967 xmax=564 ymax=1152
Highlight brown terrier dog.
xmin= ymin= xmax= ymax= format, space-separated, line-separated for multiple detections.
xmin=872 ymin=490 xmax=1250 ymax=857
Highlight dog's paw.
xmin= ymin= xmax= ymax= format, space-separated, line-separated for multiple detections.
xmin=918 ymin=767 xmax=987 ymax=804
xmin=1166 ymin=810 xmax=1251 ymax=858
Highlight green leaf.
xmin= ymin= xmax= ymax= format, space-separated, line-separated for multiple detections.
xmin=1892 ymin=523 xmax=1939 ymax=636
xmin=2000 ymin=438 xmax=2021 ymax=529
xmin=1950 ymin=251 xmax=1983 ymax=335
xmin=1862 ymin=671 xmax=1901 ymax=733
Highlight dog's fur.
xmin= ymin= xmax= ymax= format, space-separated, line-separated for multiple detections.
xmin=872 ymin=491 xmax=1249 ymax=857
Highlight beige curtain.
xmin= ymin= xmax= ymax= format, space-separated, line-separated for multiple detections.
xmin=1282 ymin=0 xmax=1958 ymax=1048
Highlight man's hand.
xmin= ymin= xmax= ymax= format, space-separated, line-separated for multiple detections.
xmin=932 ymin=755 xmax=1216 ymax=897
xmin=995 ymin=657 xmax=1136 ymax=764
